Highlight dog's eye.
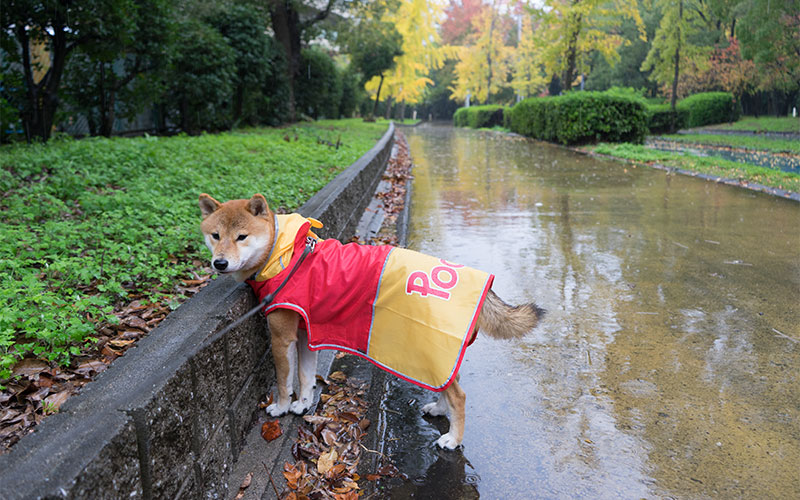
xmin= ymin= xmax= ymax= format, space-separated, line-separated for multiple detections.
xmin=237 ymin=234 xmax=248 ymax=241
xmin=212 ymin=233 xmax=220 ymax=240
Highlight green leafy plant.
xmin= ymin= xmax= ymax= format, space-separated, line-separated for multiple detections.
xmin=0 ymin=119 xmax=387 ymax=379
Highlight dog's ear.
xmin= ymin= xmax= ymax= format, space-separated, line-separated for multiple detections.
xmin=248 ymin=194 xmax=271 ymax=218
xmin=199 ymin=194 xmax=221 ymax=219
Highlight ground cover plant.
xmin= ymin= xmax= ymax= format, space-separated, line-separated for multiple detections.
xmin=700 ymin=116 xmax=800 ymax=134
xmin=589 ymin=142 xmax=800 ymax=193
xmin=657 ymin=133 xmax=800 ymax=155
xmin=0 ymin=119 xmax=388 ymax=450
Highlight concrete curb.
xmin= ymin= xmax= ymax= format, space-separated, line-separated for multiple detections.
xmin=0 ymin=123 xmax=395 ymax=500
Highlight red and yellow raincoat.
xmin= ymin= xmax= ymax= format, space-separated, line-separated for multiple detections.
xmin=247 ymin=214 xmax=494 ymax=391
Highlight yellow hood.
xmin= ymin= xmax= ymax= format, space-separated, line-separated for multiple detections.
xmin=254 ymin=213 xmax=322 ymax=281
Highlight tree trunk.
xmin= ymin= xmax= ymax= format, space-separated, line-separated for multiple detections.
xmin=670 ymin=0 xmax=683 ymax=132
xmin=370 ymin=73 xmax=385 ymax=120
xmin=99 ymin=63 xmax=117 ymax=137
xmin=269 ymin=1 xmax=303 ymax=122
xmin=397 ymin=101 xmax=406 ymax=121
xmin=234 ymin=82 xmax=244 ymax=125
xmin=269 ymin=0 xmax=336 ymax=123
xmin=486 ymin=0 xmax=498 ymax=102
xmin=384 ymin=96 xmax=393 ymax=119
xmin=562 ymin=11 xmax=582 ymax=92
xmin=19 ymin=17 xmax=71 ymax=142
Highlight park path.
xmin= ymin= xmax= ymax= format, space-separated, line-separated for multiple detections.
xmin=372 ymin=123 xmax=799 ymax=499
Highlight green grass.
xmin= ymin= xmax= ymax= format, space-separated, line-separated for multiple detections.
xmin=702 ymin=116 xmax=800 ymax=133
xmin=478 ymin=125 xmax=511 ymax=133
xmin=658 ymin=133 xmax=800 ymax=154
xmin=0 ymin=119 xmax=388 ymax=381
xmin=590 ymin=142 xmax=800 ymax=193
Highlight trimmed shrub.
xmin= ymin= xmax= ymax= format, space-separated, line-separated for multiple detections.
xmin=296 ymin=47 xmax=343 ymax=120
xmin=166 ymin=19 xmax=236 ymax=133
xmin=506 ymin=92 xmax=648 ymax=145
xmin=678 ymin=92 xmax=740 ymax=128
xmin=646 ymin=104 xmax=689 ymax=134
xmin=259 ymin=37 xmax=291 ymax=126
xmin=207 ymin=5 xmax=276 ymax=127
xmin=503 ymin=107 xmax=512 ymax=129
xmin=506 ymin=98 xmax=555 ymax=141
xmin=453 ymin=105 xmax=506 ymax=129
xmin=339 ymin=66 xmax=364 ymax=119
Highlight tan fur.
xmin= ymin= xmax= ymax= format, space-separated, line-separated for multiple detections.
xmin=199 ymin=194 xmax=543 ymax=450
xmin=199 ymin=193 xmax=276 ymax=282
xmin=267 ymin=309 xmax=300 ymax=409
xmin=477 ymin=289 xmax=543 ymax=340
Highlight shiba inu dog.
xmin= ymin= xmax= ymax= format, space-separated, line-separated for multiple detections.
xmin=199 ymin=193 xmax=543 ymax=449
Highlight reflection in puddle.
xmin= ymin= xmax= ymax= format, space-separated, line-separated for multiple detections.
xmin=377 ymin=124 xmax=799 ymax=498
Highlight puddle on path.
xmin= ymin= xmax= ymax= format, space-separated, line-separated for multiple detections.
xmin=376 ymin=124 xmax=799 ymax=499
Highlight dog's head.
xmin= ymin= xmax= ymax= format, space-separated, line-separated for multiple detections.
xmin=198 ymin=193 xmax=275 ymax=281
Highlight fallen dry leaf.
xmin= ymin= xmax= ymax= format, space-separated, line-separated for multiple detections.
xmin=302 ymin=415 xmax=332 ymax=425
xmin=12 ymin=359 xmax=49 ymax=378
xmin=108 ymin=339 xmax=135 ymax=348
xmin=122 ymin=316 xmax=148 ymax=330
xmin=316 ymin=449 xmax=338 ymax=475
xmin=75 ymin=360 xmax=107 ymax=376
xmin=234 ymin=471 xmax=253 ymax=499
xmin=261 ymin=420 xmax=282 ymax=442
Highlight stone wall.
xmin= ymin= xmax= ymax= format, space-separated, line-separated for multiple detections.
xmin=0 ymin=123 xmax=394 ymax=499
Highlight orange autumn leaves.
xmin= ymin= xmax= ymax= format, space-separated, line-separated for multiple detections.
xmin=274 ymin=367 xmax=403 ymax=499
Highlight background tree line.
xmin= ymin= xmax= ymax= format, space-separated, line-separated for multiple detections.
xmin=440 ymin=0 xmax=798 ymax=118
xmin=2 ymin=0 xmax=797 ymax=143
xmin=0 ymin=0 xmax=383 ymax=142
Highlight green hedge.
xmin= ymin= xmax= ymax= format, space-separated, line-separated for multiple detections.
xmin=296 ymin=47 xmax=344 ymax=120
xmin=506 ymin=92 xmax=648 ymax=145
xmin=453 ymin=105 xmax=507 ymax=129
xmin=646 ymin=104 xmax=690 ymax=134
xmin=678 ymin=92 xmax=741 ymax=128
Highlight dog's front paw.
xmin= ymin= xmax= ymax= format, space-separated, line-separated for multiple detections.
xmin=289 ymin=398 xmax=312 ymax=415
xmin=266 ymin=401 xmax=290 ymax=417
xmin=435 ymin=433 xmax=460 ymax=450
xmin=421 ymin=400 xmax=447 ymax=417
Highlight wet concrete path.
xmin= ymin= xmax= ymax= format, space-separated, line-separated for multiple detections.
xmin=375 ymin=124 xmax=799 ymax=499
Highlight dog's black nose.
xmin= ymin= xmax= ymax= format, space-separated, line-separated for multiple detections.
xmin=213 ymin=259 xmax=228 ymax=271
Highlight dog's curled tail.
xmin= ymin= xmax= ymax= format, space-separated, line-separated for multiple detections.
xmin=477 ymin=289 xmax=544 ymax=340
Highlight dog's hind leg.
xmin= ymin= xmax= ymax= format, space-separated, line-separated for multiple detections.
xmin=422 ymin=393 xmax=450 ymax=417
xmin=290 ymin=329 xmax=318 ymax=415
xmin=435 ymin=380 xmax=466 ymax=450
xmin=266 ymin=309 xmax=300 ymax=417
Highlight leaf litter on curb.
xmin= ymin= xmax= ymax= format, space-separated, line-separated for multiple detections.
xmin=278 ymin=367 xmax=405 ymax=500
xmin=351 ymin=130 xmax=413 ymax=248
